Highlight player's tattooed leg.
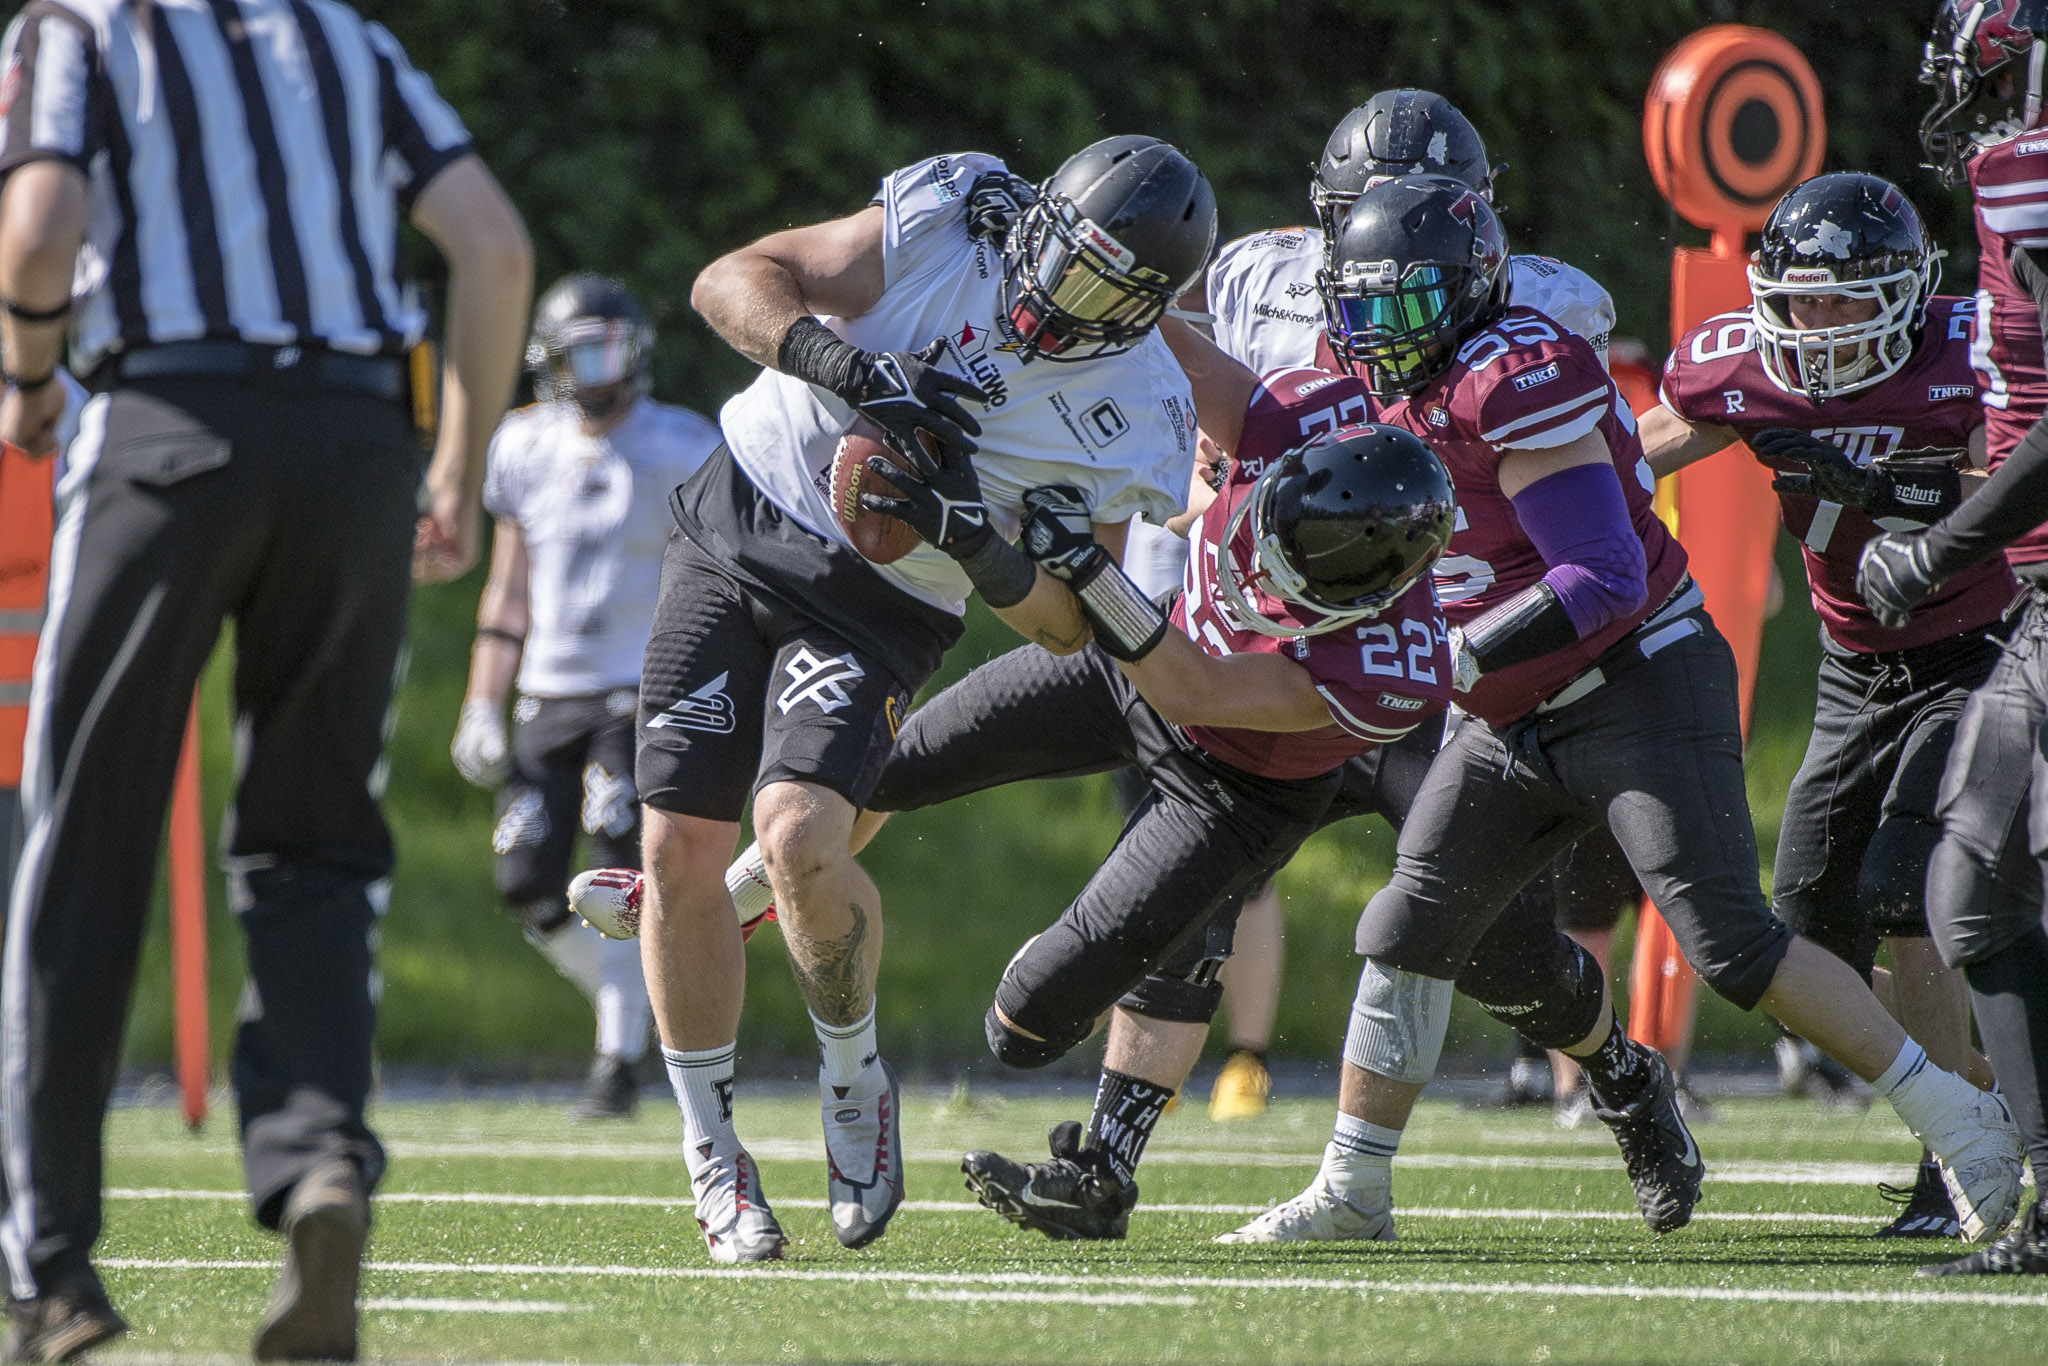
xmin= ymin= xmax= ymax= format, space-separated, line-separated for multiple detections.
xmin=785 ymin=900 xmax=874 ymax=1025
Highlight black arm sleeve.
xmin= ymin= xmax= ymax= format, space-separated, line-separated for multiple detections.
xmin=1919 ymin=244 xmax=2048 ymax=577
xmin=1463 ymin=581 xmax=1582 ymax=675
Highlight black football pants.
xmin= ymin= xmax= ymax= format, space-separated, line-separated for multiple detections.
xmin=2 ymin=378 xmax=418 ymax=1298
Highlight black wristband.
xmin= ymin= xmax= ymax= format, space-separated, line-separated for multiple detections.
xmin=2 ymin=297 xmax=70 ymax=323
xmin=956 ymin=533 xmax=1039 ymax=609
xmin=3 ymin=369 xmax=57 ymax=394
xmin=476 ymin=625 xmax=526 ymax=648
xmin=776 ymin=316 xmax=863 ymax=397
xmin=1070 ymin=555 xmax=1169 ymax=662
xmin=1463 ymin=581 xmax=1580 ymax=674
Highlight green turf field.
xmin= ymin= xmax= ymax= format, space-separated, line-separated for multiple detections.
xmin=95 ymin=1088 xmax=2042 ymax=1364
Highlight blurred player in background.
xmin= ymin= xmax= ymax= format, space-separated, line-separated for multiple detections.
xmin=649 ymin=136 xmax=1210 ymax=1262
xmin=1648 ymin=172 xmax=2004 ymax=1238
xmin=453 ymin=275 xmax=719 ymax=1119
xmin=1850 ymin=0 xmax=2048 ymax=1275
xmin=1163 ymin=89 xmax=1625 ymax=1119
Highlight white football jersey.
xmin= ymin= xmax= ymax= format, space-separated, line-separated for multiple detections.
xmin=719 ymin=152 xmax=1196 ymax=614
xmin=484 ymin=398 xmax=722 ymax=696
xmin=1205 ymin=225 xmax=1617 ymax=376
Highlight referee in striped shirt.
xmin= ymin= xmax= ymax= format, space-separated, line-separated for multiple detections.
xmin=0 ymin=3 xmax=531 ymax=1359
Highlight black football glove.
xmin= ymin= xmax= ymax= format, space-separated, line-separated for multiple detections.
xmin=964 ymin=171 xmax=1038 ymax=245
xmin=858 ymin=425 xmax=996 ymax=559
xmin=1756 ymin=427 xmax=1965 ymax=523
xmin=1020 ymin=485 xmax=1109 ymax=581
xmin=1857 ymin=529 xmax=1943 ymax=630
xmin=779 ymin=321 xmax=989 ymax=461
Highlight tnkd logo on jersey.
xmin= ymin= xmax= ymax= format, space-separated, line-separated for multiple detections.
xmin=1511 ymin=361 xmax=1561 ymax=392
xmin=1929 ymin=384 xmax=1975 ymax=401
xmin=778 ymin=647 xmax=866 ymax=716
xmin=648 ymin=672 xmax=735 ymax=734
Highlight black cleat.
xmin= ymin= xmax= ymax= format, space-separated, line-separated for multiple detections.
xmin=3 ymin=1275 xmax=127 ymax=1364
xmin=1876 ymin=1161 xmax=1962 ymax=1240
xmin=1916 ymin=1200 xmax=2048 ymax=1276
xmin=569 ymin=1054 xmax=639 ymax=1121
xmin=1592 ymin=1045 xmax=1703 ymax=1234
xmin=961 ymin=1120 xmax=1138 ymax=1241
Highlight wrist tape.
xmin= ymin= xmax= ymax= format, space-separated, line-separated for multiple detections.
xmin=1071 ymin=555 xmax=1169 ymax=662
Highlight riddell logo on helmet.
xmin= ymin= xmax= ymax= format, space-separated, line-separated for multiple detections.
xmin=1076 ymin=219 xmax=1136 ymax=271
xmin=1781 ymin=268 xmax=1837 ymax=285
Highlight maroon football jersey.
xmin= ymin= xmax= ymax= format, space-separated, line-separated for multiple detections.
xmin=1317 ymin=310 xmax=1689 ymax=725
xmin=1660 ymin=299 xmax=2013 ymax=652
xmin=1969 ymin=131 xmax=2048 ymax=565
xmin=1171 ymin=366 xmax=1451 ymax=780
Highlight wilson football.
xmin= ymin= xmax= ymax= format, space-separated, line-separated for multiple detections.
xmin=830 ymin=416 xmax=926 ymax=564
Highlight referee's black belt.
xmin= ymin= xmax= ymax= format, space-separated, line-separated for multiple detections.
xmin=99 ymin=340 xmax=404 ymax=401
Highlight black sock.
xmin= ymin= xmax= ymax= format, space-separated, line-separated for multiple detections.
xmin=1085 ymin=1070 xmax=1173 ymax=1185
xmin=1963 ymin=924 xmax=2048 ymax=1178
xmin=1577 ymin=1023 xmax=1653 ymax=1109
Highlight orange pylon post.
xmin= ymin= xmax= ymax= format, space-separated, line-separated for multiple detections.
xmin=167 ymin=695 xmax=208 ymax=1130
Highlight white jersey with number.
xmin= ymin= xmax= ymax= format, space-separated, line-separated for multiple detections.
xmin=719 ymin=152 xmax=1196 ymax=615
xmin=1205 ymin=225 xmax=1617 ymax=376
xmin=484 ymin=399 xmax=722 ymax=696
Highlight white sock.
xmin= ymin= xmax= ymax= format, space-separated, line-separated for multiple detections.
xmin=530 ymin=916 xmax=606 ymax=1000
xmin=812 ymin=1005 xmax=881 ymax=1097
xmin=594 ymin=935 xmax=650 ymax=1061
xmin=1875 ymin=1039 xmax=1975 ymax=1143
xmin=1874 ymin=1039 xmax=1929 ymax=1098
xmin=663 ymin=1042 xmax=739 ymax=1179
xmin=725 ymin=841 xmax=775 ymax=922
xmin=1320 ymin=1114 xmax=1398 ymax=1206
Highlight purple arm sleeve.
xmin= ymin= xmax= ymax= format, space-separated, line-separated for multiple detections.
xmin=1509 ymin=462 xmax=1649 ymax=637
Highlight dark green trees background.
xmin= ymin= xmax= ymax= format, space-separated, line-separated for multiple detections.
xmin=90 ymin=0 xmax=1962 ymax=1070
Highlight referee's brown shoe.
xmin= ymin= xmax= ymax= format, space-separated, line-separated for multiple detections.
xmin=254 ymin=1161 xmax=369 ymax=1362
xmin=2 ymin=1274 xmax=126 ymax=1363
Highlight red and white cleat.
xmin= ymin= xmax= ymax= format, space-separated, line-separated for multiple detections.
xmin=569 ymin=867 xmax=777 ymax=942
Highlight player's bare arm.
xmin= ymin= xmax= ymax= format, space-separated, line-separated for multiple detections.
xmin=1115 ymin=629 xmax=1340 ymax=731
xmin=450 ymin=521 xmax=528 ymax=791
xmin=1160 ymin=315 xmax=1258 ymax=456
xmin=690 ymin=207 xmax=889 ymax=365
xmin=1639 ymin=402 xmax=1736 ymax=480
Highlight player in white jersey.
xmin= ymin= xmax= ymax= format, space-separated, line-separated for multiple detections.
xmin=1155 ymin=90 xmax=1620 ymax=1119
xmin=639 ymin=137 xmax=1213 ymax=1262
xmin=451 ymin=276 xmax=720 ymax=1119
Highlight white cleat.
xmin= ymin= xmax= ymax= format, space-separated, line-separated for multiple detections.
xmin=1922 ymin=1086 xmax=2025 ymax=1243
xmin=822 ymin=1061 xmax=905 ymax=1249
xmin=569 ymin=867 xmax=642 ymax=939
xmin=1216 ymin=1167 xmax=1395 ymax=1244
xmin=691 ymin=1150 xmax=787 ymax=1265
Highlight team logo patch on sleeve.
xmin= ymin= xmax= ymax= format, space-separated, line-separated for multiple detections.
xmin=1511 ymin=362 xmax=1561 ymax=392
xmin=1929 ymin=384 xmax=1976 ymax=401
xmin=1378 ymin=692 xmax=1427 ymax=712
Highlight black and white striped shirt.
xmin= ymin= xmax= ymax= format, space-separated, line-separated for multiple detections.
xmin=0 ymin=0 xmax=472 ymax=371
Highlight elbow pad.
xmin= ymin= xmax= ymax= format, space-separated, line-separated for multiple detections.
xmin=1071 ymin=554 xmax=1169 ymax=662
xmin=1462 ymin=581 xmax=1581 ymax=676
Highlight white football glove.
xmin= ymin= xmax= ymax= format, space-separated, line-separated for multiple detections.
xmin=1447 ymin=627 xmax=1481 ymax=694
xmin=452 ymin=698 xmax=511 ymax=787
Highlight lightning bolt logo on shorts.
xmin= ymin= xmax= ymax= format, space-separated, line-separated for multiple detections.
xmin=648 ymin=672 xmax=735 ymax=734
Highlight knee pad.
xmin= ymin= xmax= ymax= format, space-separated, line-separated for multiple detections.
xmin=1859 ymin=814 xmax=1941 ymax=938
xmin=984 ymin=1002 xmax=1078 ymax=1069
xmin=985 ymin=935 xmax=1094 ymax=1068
xmin=513 ymin=893 xmax=573 ymax=937
xmin=1459 ymin=937 xmax=1607 ymax=1051
xmin=1118 ymin=957 xmax=1226 ymax=1025
xmin=1342 ymin=959 xmax=1452 ymax=1085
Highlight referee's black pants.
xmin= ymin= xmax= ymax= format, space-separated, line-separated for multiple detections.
xmin=3 ymin=377 xmax=418 ymax=1297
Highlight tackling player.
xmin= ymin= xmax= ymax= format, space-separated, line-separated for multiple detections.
xmin=1853 ymin=0 xmax=2048 ymax=1276
xmin=1171 ymin=89 xmax=1624 ymax=1115
xmin=1228 ymin=174 xmax=2022 ymax=1245
xmin=454 ymin=276 xmax=720 ymax=1120
xmin=643 ymin=137 xmax=1213 ymax=1262
xmin=1645 ymin=172 xmax=2007 ymax=1238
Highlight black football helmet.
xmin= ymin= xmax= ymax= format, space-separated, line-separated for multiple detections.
xmin=1217 ymin=423 xmax=1456 ymax=637
xmin=1002 ymin=135 xmax=1217 ymax=362
xmin=1312 ymin=90 xmax=1497 ymax=246
xmin=1319 ymin=175 xmax=1510 ymax=397
xmin=526 ymin=273 xmax=654 ymax=420
xmin=1921 ymin=0 xmax=2048 ymax=186
xmin=1749 ymin=173 xmax=1939 ymax=403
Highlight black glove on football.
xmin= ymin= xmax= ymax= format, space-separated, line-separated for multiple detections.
xmin=779 ymin=321 xmax=988 ymax=459
xmin=964 ymin=171 xmax=1038 ymax=245
xmin=861 ymin=438 xmax=1038 ymax=608
xmin=1757 ymin=427 xmax=1966 ymax=523
xmin=1857 ymin=530 xmax=1943 ymax=630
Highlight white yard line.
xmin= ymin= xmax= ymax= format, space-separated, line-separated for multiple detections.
xmin=905 ymin=1287 xmax=1197 ymax=1307
xmin=95 ymin=1256 xmax=2048 ymax=1309
xmin=361 ymin=1298 xmax=580 ymax=1315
